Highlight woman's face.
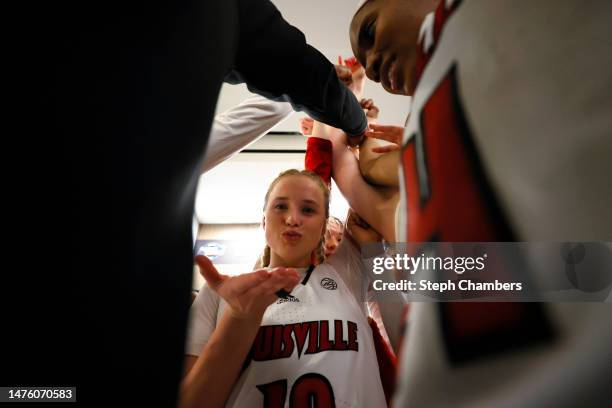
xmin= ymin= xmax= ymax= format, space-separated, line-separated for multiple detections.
xmin=349 ymin=0 xmax=438 ymax=95
xmin=264 ymin=175 xmax=327 ymax=267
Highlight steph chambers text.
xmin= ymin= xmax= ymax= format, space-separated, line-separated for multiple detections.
xmin=372 ymin=279 xmax=523 ymax=292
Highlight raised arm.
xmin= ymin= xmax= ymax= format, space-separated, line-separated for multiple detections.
xmin=312 ymin=121 xmax=397 ymax=243
xmin=228 ymin=0 xmax=367 ymax=138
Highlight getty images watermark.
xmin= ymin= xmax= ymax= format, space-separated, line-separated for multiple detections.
xmin=360 ymin=242 xmax=612 ymax=302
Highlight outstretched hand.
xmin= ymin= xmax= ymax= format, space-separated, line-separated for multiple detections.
xmin=196 ymin=256 xmax=300 ymax=320
xmin=365 ymin=123 xmax=404 ymax=153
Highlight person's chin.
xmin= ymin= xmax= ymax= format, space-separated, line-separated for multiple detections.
xmin=385 ymin=86 xmax=409 ymax=96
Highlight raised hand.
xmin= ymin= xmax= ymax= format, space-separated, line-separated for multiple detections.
xmin=360 ymin=98 xmax=380 ymax=121
xmin=334 ymin=64 xmax=353 ymax=88
xmin=196 ymin=256 xmax=300 ymax=320
xmin=338 ymin=56 xmax=366 ymax=99
xmin=299 ymin=117 xmax=314 ymax=136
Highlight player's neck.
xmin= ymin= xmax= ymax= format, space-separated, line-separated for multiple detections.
xmin=269 ymin=252 xmax=311 ymax=269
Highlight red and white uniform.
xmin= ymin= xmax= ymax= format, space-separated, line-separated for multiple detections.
xmin=186 ymin=239 xmax=387 ymax=408
xmin=395 ymin=0 xmax=612 ymax=406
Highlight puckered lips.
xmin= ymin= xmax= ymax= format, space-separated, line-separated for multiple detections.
xmin=282 ymin=230 xmax=302 ymax=243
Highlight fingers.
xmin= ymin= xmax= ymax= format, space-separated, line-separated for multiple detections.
xmin=368 ymin=123 xmax=394 ymax=131
xmin=195 ymin=255 xmax=226 ymax=289
xmin=272 ymin=267 xmax=300 ymax=294
xmin=367 ymin=108 xmax=380 ymax=120
xmin=364 ymin=124 xmax=403 ymax=144
xmin=245 ymin=267 xmax=301 ymax=298
xmin=334 ymin=65 xmax=352 ymax=85
xmin=371 ymin=145 xmax=401 ymax=154
xmin=299 ymin=117 xmax=313 ymax=135
xmin=360 ymin=99 xmax=379 ymax=121
xmin=231 ymin=269 xmax=273 ymax=294
xmin=335 ymin=65 xmax=351 ymax=78
xmin=368 ymin=123 xmax=404 ymax=134
xmin=360 ymin=98 xmax=374 ymax=109
xmin=351 ymin=62 xmax=365 ymax=74
xmin=197 ymin=255 xmax=273 ymax=295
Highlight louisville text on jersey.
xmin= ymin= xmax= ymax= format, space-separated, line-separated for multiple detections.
xmin=250 ymin=320 xmax=359 ymax=361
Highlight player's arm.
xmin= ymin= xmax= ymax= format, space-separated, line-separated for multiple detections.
xmin=202 ymin=95 xmax=293 ymax=174
xmin=313 ymin=121 xmax=396 ymax=242
xmin=179 ymin=257 xmax=300 ymax=408
xmin=229 ymin=0 xmax=367 ymax=139
xmin=180 ymin=311 xmax=266 ymax=408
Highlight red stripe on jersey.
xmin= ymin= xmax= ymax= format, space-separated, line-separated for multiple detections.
xmin=433 ymin=0 xmax=461 ymax=46
xmin=403 ymin=65 xmax=512 ymax=242
xmin=368 ymin=317 xmax=397 ymax=406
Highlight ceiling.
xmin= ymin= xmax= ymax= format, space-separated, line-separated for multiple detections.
xmin=196 ymin=0 xmax=410 ymax=224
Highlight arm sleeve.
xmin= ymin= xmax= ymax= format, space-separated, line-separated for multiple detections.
xmin=230 ymin=0 xmax=367 ymax=137
xmin=304 ymin=137 xmax=333 ymax=187
xmin=202 ymin=95 xmax=294 ymax=174
xmin=184 ymin=284 xmax=221 ymax=356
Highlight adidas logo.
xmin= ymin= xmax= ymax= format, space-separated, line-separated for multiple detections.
xmin=277 ymin=294 xmax=300 ymax=304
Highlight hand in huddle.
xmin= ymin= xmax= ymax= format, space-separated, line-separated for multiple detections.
xmin=299 ymin=117 xmax=314 ymax=136
xmin=337 ymin=56 xmax=366 ymax=99
xmin=360 ymin=98 xmax=380 ymax=122
xmin=365 ymin=123 xmax=404 ymax=153
xmin=334 ymin=64 xmax=353 ymax=89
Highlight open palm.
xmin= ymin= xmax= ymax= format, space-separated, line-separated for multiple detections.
xmin=196 ymin=256 xmax=300 ymax=320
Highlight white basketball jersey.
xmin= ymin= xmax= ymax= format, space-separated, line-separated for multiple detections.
xmin=225 ymin=263 xmax=386 ymax=407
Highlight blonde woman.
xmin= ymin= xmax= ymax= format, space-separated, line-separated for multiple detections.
xmin=181 ymin=170 xmax=386 ymax=408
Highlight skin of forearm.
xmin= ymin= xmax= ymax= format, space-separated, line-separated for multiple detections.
xmin=179 ymin=311 xmax=263 ymax=408
xmin=310 ymin=120 xmax=332 ymax=140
